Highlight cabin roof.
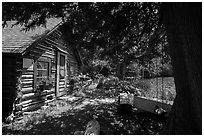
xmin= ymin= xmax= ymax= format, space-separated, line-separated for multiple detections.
xmin=2 ymin=18 xmax=62 ymax=53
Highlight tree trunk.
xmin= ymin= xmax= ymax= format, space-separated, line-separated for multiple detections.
xmin=117 ymin=63 xmax=127 ymax=80
xmin=162 ymin=3 xmax=202 ymax=134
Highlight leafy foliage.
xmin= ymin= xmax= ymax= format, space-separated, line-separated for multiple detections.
xmin=2 ymin=2 xmax=172 ymax=78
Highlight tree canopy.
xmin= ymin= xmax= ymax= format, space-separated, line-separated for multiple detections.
xmin=3 ymin=2 xmax=172 ymax=78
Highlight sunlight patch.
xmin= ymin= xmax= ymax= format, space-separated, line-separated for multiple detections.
xmin=95 ymin=98 xmax=115 ymax=104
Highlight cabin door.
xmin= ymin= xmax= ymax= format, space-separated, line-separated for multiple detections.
xmin=56 ymin=52 xmax=67 ymax=97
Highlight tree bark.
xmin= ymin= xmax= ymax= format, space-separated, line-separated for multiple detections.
xmin=117 ymin=63 xmax=126 ymax=80
xmin=162 ymin=3 xmax=202 ymax=134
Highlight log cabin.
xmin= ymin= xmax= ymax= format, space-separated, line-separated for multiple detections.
xmin=2 ymin=18 xmax=82 ymax=120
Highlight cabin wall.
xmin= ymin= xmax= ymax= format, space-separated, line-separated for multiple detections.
xmin=15 ymin=27 xmax=79 ymax=113
xmin=2 ymin=53 xmax=23 ymax=120
xmin=19 ymin=42 xmax=56 ymax=112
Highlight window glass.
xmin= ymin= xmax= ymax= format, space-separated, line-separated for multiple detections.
xmin=60 ymin=55 xmax=65 ymax=79
xmin=60 ymin=55 xmax=65 ymax=66
xmin=37 ymin=61 xmax=49 ymax=82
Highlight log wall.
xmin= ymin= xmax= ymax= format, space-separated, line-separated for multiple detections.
xmin=18 ymin=27 xmax=78 ymax=113
xmin=3 ymin=25 xmax=79 ymax=117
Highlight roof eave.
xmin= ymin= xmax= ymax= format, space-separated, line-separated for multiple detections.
xmin=22 ymin=21 xmax=63 ymax=56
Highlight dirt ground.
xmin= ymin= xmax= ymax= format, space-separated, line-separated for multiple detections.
xmin=2 ymin=87 xmax=168 ymax=135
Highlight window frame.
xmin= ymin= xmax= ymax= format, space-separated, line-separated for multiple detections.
xmin=34 ymin=57 xmax=51 ymax=91
xmin=59 ymin=54 xmax=66 ymax=80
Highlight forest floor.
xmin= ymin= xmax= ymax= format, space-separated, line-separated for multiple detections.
xmin=2 ymin=77 xmax=176 ymax=135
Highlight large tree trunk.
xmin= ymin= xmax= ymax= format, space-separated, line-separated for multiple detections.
xmin=162 ymin=3 xmax=202 ymax=134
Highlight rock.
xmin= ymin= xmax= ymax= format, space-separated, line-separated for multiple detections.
xmin=84 ymin=120 xmax=100 ymax=135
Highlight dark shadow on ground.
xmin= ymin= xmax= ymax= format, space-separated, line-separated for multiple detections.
xmin=2 ymin=101 xmax=167 ymax=135
xmin=2 ymin=85 xmax=168 ymax=135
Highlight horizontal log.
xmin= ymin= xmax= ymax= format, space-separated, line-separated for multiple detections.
xmin=59 ymin=84 xmax=65 ymax=87
xmin=31 ymin=48 xmax=45 ymax=55
xmin=54 ymin=29 xmax=62 ymax=36
xmin=22 ymin=92 xmax=36 ymax=98
xmin=21 ymin=89 xmax=55 ymax=101
xmin=41 ymin=54 xmax=55 ymax=60
xmin=31 ymin=51 xmax=55 ymax=60
xmin=29 ymin=51 xmax=44 ymax=57
xmin=41 ymin=90 xmax=55 ymax=96
xmin=44 ymin=39 xmax=59 ymax=48
xmin=59 ymin=88 xmax=65 ymax=92
xmin=45 ymin=88 xmax=55 ymax=93
xmin=21 ymin=84 xmax=33 ymax=88
xmin=22 ymin=98 xmax=55 ymax=112
xmin=22 ymin=103 xmax=45 ymax=112
xmin=21 ymin=85 xmax=33 ymax=89
xmin=34 ymin=46 xmax=53 ymax=54
xmin=21 ymin=98 xmax=47 ymax=108
xmin=17 ymin=98 xmax=45 ymax=109
xmin=21 ymin=94 xmax=40 ymax=102
xmin=22 ymin=83 xmax=32 ymax=87
xmin=59 ymin=80 xmax=65 ymax=84
xmin=51 ymin=71 xmax=56 ymax=74
xmin=38 ymin=43 xmax=54 ymax=51
xmin=33 ymin=46 xmax=50 ymax=53
xmin=45 ymin=98 xmax=55 ymax=104
xmin=46 ymin=93 xmax=55 ymax=100
xmin=59 ymin=85 xmax=65 ymax=88
xmin=45 ymin=50 xmax=55 ymax=56
xmin=20 ymin=93 xmax=55 ymax=108
xmin=23 ymin=92 xmax=54 ymax=101
xmin=22 ymin=73 xmax=34 ymax=77
xmin=21 ymin=87 xmax=33 ymax=94
xmin=33 ymin=46 xmax=55 ymax=57
xmin=18 ymin=98 xmax=40 ymax=106
xmin=22 ymin=69 xmax=34 ymax=74
xmin=21 ymin=79 xmax=33 ymax=83
xmin=22 ymin=74 xmax=33 ymax=79
xmin=22 ymin=81 xmax=33 ymax=86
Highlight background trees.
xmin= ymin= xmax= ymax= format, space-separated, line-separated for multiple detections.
xmin=3 ymin=2 xmax=172 ymax=79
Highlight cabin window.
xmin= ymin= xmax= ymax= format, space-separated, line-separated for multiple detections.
xmin=60 ymin=54 xmax=65 ymax=79
xmin=34 ymin=58 xmax=52 ymax=91
xmin=36 ymin=61 xmax=49 ymax=82
xmin=23 ymin=58 xmax=34 ymax=69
